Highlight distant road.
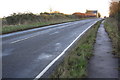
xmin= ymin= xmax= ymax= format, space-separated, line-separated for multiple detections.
xmin=2 ymin=18 xmax=101 ymax=78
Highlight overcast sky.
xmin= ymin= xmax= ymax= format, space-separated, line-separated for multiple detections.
xmin=1 ymin=0 xmax=111 ymax=18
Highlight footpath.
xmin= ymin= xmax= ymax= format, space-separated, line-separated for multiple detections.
xmin=87 ymin=21 xmax=118 ymax=78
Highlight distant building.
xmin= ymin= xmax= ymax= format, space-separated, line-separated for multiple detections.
xmin=86 ymin=10 xmax=98 ymax=17
xmin=73 ymin=12 xmax=96 ymax=18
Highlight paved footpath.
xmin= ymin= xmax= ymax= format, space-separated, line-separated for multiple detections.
xmin=87 ymin=21 xmax=118 ymax=78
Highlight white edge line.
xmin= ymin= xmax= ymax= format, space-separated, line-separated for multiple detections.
xmin=34 ymin=20 xmax=99 ymax=80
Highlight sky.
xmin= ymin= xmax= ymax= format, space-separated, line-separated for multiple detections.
xmin=1 ymin=0 xmax=111 ymax=18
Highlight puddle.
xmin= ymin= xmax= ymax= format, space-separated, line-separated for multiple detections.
xmin=36 ymin=53 xmax=53 ymax=60
xmin=2 ymin=48 xmax=14 ymax=57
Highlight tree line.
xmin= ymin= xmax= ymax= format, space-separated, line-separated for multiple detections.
xmin=109 ymin=0 xmax=120 ymax=20
xmin=109 ymin=0 xmax=120 ymax=53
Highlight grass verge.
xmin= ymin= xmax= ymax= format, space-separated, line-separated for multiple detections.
xmin=104 ymin=18 xmax=119 ymax=56
xmin=50 ymin=20 xmax=102 ymax=78
xmin=104 ymin=18 xmax=120 ymax=75
xmin=2 ymin=18 xmax=92 ymax=34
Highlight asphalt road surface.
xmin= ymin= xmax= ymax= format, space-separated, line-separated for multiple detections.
xmin=2 ymin=18 xmax=101 ymax=78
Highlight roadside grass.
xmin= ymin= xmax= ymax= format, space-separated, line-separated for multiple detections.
xmin=50 ymin=20 xmax=102 ymax=78
xmin=104 ymin=18 xmax=119 ymax=56
xmin=104 ymin=18 xmax=120 ymax=73
xmin=2 ymin=18 xmax=91 ymax=34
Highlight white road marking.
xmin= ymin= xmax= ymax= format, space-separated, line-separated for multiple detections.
xmin=49 ymin=31 xmax=59 ymax=35
xmin=34 ymin=20 xmax=99 ymax=80
xmin=11 ymin=34 xmax=39 ymax=44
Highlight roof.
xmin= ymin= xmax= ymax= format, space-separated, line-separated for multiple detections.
xmin=86 ymin=10 xmax=98 ymax=14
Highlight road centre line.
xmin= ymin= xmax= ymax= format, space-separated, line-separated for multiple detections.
xmin=11 ymin=34 xmax=39 ymax=44
xmin=10 ymin=22 xmax=78 ymax=44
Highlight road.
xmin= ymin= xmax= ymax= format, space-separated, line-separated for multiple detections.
xmin=2 ymin=18 xmax=101 ymax=78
